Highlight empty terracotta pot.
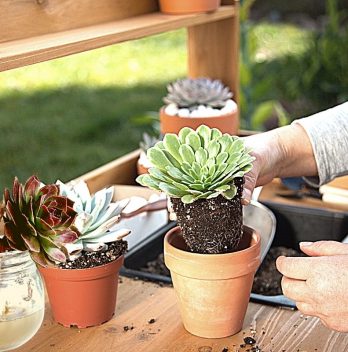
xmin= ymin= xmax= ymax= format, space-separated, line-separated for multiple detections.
xmin=38 ymin=255 xmax=124 ymax=328
xmin=159 ymin=0 xmax=221 ymax=14
xmin=164 ymin=226 xmax=260 ymax=338
xmin=160 ymin=107 xmax=239 ymax=136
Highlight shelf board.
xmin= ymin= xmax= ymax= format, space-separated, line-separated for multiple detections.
xmin=0 ymin=6 xmax=235 ymax=72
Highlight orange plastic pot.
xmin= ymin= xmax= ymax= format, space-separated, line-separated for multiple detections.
xmin=164 ymin=226 xmax=260 ymax=338
xmin=160 ymin=107 xmax=239 ymax=136
xmin=159 ymin=0 xmax=221 ymax=14
xmin=38 ymin=255 xmax=124 ymax=328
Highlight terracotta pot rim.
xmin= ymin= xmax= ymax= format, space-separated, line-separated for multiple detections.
xmin=160 ymin=106 xmax=238 ymax=119
xmin=165 ymin=225 xmax=260 ymax=259
xmin=38 ymin=255 xmax=124 ymax=281
xmin=38 ymin=254 xmax=124 ymax=272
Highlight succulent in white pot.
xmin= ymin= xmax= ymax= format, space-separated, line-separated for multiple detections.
xmin=160 ymin=78 xmax=239 ymax=136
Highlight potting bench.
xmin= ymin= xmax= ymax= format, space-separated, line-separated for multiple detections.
xmin=16 ymin=277 xmax=348 ymax=351
xmin=2 ymin=1 xmax=348 ymax=351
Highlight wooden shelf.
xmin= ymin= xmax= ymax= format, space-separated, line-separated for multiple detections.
xmin=0 ymin=6 xmax=235 ymax=72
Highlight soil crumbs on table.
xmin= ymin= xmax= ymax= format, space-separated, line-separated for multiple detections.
xmin=59 ymin=240 xmax=127 ymax=269
xmin=141 ymin=246 xmax=303 ymax=296
xmin=252 ymin=246 xmax=304 ymax=295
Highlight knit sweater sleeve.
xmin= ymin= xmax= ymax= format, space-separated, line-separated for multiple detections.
xmin=292 ymin=102 xmax=348 ymax=186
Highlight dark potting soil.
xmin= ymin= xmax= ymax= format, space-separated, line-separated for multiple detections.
xmin=252 ymin=246 xmax=304 ymax=295
xmin=170 ymin=178 xmax=244 ymax=254
xmin=58 ymin=240 xmax=127 ymax=269
xmin=142 ymin=253 xmax=170 ymax=277
xmin=140 ymin=246 xmax=304 ymax=296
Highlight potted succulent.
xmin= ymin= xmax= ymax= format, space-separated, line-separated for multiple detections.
xmin=0 ymin=176 xmax=129 ymax=328
xmin=137 ymin=125 xmax=261 ymax=338
xmin=160 ymin=77 xmax=238 ymax=136
xmin=159 ymin=0 xmax=221 ymax=14
xmin=137 ymin=132 xmax=160 ymax=175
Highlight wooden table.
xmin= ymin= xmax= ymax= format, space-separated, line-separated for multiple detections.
xmin=18 ymin=277 xmax=348 ymax=352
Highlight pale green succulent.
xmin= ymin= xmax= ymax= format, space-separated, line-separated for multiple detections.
xmin=164 ymin=78 xmax=232 ymax=109
xmin=136 ymin=125 xmax=254 ymax=204
xmin=57 ymin=180 xmax=130 ymax=253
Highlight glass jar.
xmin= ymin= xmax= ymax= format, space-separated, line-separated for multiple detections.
xmin=0 ymin=251 xmax=45 ymax=351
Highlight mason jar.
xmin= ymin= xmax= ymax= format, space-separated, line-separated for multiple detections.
xmin=0 ymin=251 xmax=45 ymax=351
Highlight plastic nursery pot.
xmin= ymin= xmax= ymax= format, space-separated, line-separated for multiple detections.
xmin=38 ymin=255 xmax=124 ymax=328
xmin=159 ymin=0 xmax=221 ymax=14
xmin=159 ymin=107 xmax=239 ymax=136
xmin=164 ymin=226 xmax=261 ymax=338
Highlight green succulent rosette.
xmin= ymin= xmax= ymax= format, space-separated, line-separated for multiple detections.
xmin=136 ymin=125 xmax=254 ymax=204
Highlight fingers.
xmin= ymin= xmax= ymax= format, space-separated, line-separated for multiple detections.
xmin=296 ymin=302 xmax=317 ymax=316
xmin=281 ymin=276 xmax=310 ymax=302
xmin=242 ymin=164 xmax=260 ymax=205
xmin=276 ymin=256 xmax=316 ymax=280
xmin=300 ymin=241 xmax=348 ymax=256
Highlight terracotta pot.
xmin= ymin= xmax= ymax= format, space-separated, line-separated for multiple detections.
xmin=136 ymin=159 xmax=149 ymax=175
xmin=38 ymin=255 xmax=124 ymax=328
xmin=160 ymin=107 xmax=239 ymax=135
xmin=164 ymin=226 xmax=260 ymax=338
xmin=159 ymin=0 xmax=221 ymax=14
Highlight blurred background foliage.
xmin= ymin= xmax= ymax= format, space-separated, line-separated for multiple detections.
xmin=0 ymin=0 xmax=347 ymax=188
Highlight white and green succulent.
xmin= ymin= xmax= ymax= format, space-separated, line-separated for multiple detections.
xmin=57 ymin=180 xmax=130 ymax=253
xmin=136 ymin=125 xmax=254 ymax=204
xmin=164 ymin=78 xmax=233 ymax=110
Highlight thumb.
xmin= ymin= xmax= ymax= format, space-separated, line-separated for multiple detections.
xmin=242 ymin=163 xmax=260 ymax=205
xmin=299 ymin=240 xmax=348 ymax=256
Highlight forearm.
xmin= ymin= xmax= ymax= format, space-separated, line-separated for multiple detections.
xmin=244 ymin=124 xmax=317 ymax=187
xmin=276 ymin=123 xmax=318 ymax=179
xmin=293 ymin=102 xmax=348 ymax=185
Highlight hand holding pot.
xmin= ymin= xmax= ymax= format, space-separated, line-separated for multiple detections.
xmin=276 ymin=241 xmax=348 ymax=332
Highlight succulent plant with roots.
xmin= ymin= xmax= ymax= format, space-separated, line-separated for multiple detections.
xmin=1 ymin=176 xmax=79 ymax=267
xmin=136 ymin=125 xmax=254 ymax=254
xmin=164 ymin=78 xmax=233 ymax=110
xmin=137 ymin=125 xmax=254 ymax=204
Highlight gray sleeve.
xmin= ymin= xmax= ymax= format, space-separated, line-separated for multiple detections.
xmin=292 ymin=102 xmax=348 ymax=186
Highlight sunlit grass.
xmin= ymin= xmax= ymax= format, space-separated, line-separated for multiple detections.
xmin=252 ymin=22 xmax=311 ymax=62
xmin=0 ymin=24 xmax=310 ymax=188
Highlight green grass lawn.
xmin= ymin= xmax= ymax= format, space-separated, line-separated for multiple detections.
xmin=0 ymin=23 xmax=310 ymax=189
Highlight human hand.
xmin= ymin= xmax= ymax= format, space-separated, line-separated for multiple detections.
xmin=276 ymin=241 xmax=348 ymax=332
xmin=241 ymin=124 xmax=317 ymax=204
xmin=242 ymin=129 xmax=285 ymax=204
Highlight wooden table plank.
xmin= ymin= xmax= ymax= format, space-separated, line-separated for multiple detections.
xmin=17 ymin=277 xmax=348 ymax=352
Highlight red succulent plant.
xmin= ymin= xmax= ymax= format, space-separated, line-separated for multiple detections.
xmin=1 ymin=176 xmax=80 ymax=267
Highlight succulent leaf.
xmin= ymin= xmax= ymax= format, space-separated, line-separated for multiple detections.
xmin=179 ymin=145 xmax=195 ymax=164
xmin=148 ymin=148 xmax=173 ymax=171
xmin=163 ymin=134 xmax=183 ymax=163
xmin=186 ymin=131 xmax=201 ymax=152
xmin=178 ymin=127 xmax=192 ymax=144
xmin=136 ymin=125 xmax=254 ymax=203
